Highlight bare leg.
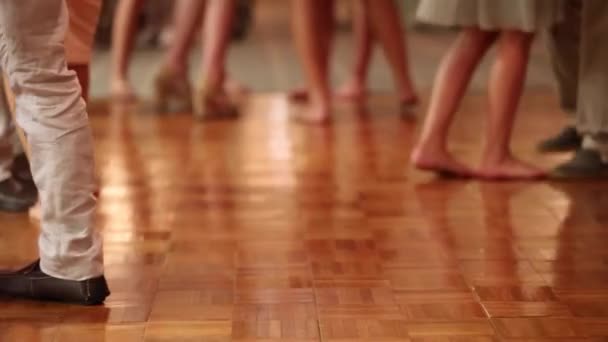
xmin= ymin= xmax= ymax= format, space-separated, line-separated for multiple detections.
xmin=318 ymin=1 xmax=334 ymax=79
xmin=110 ymin=0 xmax=145 ymax=100
xmin=337 ymin=0 xmax=372 ymax=101
xmin=364 ymin=0 xmax=417 ymax=105
xmin=289 ymin=0 xmax=334 ymax=104
xmin=203 ymin=0 xmax=248 ymax=96
xmin=155 ymin=0 xmax=206 ymax=112
xmin=291 ymin=0 xmax=334 ymax=124
xmin=160 ymin=0 xmax=206 ymax=77
xmin=195 ymin=0 xmax=240 ymax=118
xmin=477 ymin=31 xmax=545 ymax=179
xmin=411 ymin=28 xmax=497 ymax=177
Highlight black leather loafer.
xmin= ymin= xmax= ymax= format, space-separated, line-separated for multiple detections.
xmin=0 ymin=260 xmax=110 ymax=305
xmin=538 ymin=126 xmax=582 ymax=153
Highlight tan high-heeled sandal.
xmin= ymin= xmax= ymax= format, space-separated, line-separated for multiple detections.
xmin=193 ymin=81 xmax=239 ymax=120
xmin=153 ymin=68 xmax=192 ymax=113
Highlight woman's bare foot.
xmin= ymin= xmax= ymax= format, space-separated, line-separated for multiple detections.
xmin=336 ymin=79 xmax=367 ymax=102
xmin=477 ymin=156 xmax=546 ymax=180
xmin=110 ymin=78 xmax=136 ymax=102
xmin=288 ymin=87 xmax=310 ymax=102
xmin=411 ymin=145 xmax=475 ymax=178
xmin=292 ymin=102 xmax=331 ymax=125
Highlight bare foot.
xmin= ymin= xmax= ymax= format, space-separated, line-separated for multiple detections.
xmin=477 ymin=156 xmax=546 ymax=180
xmin=336 ymin=80 xmax=367 ymax=102
xmin=110 ymin=79 xmax=136 ymax=102
xmin=411 ymin=145 xmax=475 ymax=178
xmin=288 ymin=88 xmax=310 ymax=102
xmin=292 ymin=104 xmax=331 ymax=125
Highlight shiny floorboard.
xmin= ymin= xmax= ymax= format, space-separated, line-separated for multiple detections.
xmin=1 ymin=91 xmax=608 ymax=341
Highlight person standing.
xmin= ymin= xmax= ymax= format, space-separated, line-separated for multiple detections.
xmin=290 ymin=0 xmax=418 ymax=124
xmin=154 ymin=0 xmax=244 ymax=119
xmin=540 ymin=0 xmax=608 ymax=178
xmin=339 ymin=0 xmax=419 ymax=108
xmin=537 ymin=0 xmax=583 ymax=154
xmin=410 ymin=0 xmax=562 ymax=179
xmin=0 ymin=0 xmax=109 ymax=305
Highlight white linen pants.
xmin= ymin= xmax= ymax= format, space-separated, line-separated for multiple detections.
xmin=0 ymin=0 xmax=103 ymax=280
xmin=0 ymin=79 xmax=13 ymax=182
xmin=0 ymin=0 xmax=102 ymax=183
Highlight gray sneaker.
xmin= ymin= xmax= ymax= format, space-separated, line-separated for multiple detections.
xmin=551 ymin=149 xmax=608 ymax=179
xmin=538 ymin=126 xmax=582 ymax=153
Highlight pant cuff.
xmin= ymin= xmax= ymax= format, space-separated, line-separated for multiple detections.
xmin=40 ymin=257 xmax=104 ymax=281
xmin=583 ymin=135 xmax=608 ymax=162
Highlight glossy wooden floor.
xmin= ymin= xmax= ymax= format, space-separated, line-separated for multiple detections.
xmin=2 ymin=91 xmax=608 ymax=341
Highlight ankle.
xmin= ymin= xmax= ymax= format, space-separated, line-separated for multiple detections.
xmin=200 ymin=76 xmax=224 ymax=94
xmin=481 ymin=150 xmax=512 ymax=165
xmin=310 ymin=91 xmax=331 ymax=107
xmin=111 ymin=76 xmax=128 ymax=85
xmin=349 ymin=75 xmax=365 ymax=87
xmin=160 ymin=60 xmax=186 ymax=78
xmin=414 ymin=138 xmax=447 ymax=155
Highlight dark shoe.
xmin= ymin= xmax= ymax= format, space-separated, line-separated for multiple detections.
xmin=0 ymin=176 xmax=37 ymax=212
xmin=538 ymin=126 xmax=582 ymax=152
xmin=0 ymin=260 xmax=110 ymax=305
xmin=551 ymin=149 xmax=608 ymax=179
